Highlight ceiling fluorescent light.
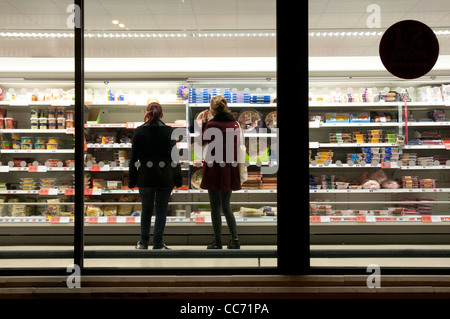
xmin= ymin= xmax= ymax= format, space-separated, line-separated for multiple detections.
xmin=0 ymin=30 xmax=275 ymax=39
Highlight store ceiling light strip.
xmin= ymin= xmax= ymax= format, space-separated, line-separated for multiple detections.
xmin=0 ymin=31 xmax=276 ymax=39
xmin=309 ymin=28 xmax=450 ymax=37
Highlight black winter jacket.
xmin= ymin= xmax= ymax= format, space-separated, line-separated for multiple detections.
xmin=128 ymin=120 xmax=182 ymax=189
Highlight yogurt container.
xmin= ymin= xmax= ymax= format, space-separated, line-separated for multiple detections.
xmin=39 ymin=117 xmax=48 ymax=129
xmin=57 ymin=117 xmax=65 ymax=129
xmin=30 ymin=118 xmax=38 ymax=129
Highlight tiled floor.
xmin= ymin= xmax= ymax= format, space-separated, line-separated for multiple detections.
xmin=1 ymin=245 xmax=450 ymax=269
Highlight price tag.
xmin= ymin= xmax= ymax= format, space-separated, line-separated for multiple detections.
xmin=195 ymin=216 xmax=206 ymax=223
xmin=356 ymin=216 xmax=367 ymax=223
xmin=310 ymin=216 xmax=321 ymax=223
xmin=84 ymin=188 xmax=93 ymax=195
xmin=50 ymin=217 xmax=60 ymax=224
xmin=125 ymin=216 xmax=136 ymax=223
xmin=107 ymin=216 xmax=117 ymax=223
xmin=126 ymin=122 xmax=135 ymax=129
xmin=66 ymin=128 xmax=75 ymax=134
xmin=309 ymin=142 xmax=319 ymax=149
xmin=0 ymin=166 xmax=9 ymax=172
xmin=39 ymin=188 xmax=49 ymax=195
xmin=91 ymin=164 xmax=100 ymax=171
xmin=421 ymin=216 xmax=432 ymax=223
xmin=88 ymin=217 xmax=98 ymax=223
xmin=64 ymin=188 xmax=75 ymax=195
xmin=28 ymin=166 xmax=38 ymax=172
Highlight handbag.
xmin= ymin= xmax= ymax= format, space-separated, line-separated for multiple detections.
xmin=236 ymin=122 xmax=248 ymax=184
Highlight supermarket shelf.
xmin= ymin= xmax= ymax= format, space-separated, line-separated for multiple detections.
xmin=0 ymin=129 xmax=73 ymax=134
xmin=308 ymin=102 xmax=450 ymax=108
xmin=87 ymin=143 xmax=132 ymax=148
xmin=310 ymin=188 xmax=450 ymax=194
xmin=310 ymin=201 xmax=450 ymax=205
xmin=0 ymin=101 xmax=74 ymax=106
xmin=309 ymin=164 xmax=450 ymax=169
xmin=309 ymin=122 xmax=400 ymax=128
xmin=0 ymin=215 xmax=277 ymax=224
xmin=309 ymin=102 xmax=401 ymax=108
xmin=1 ymin=149 xmax=74 ymax=154
xmin=310 ymin=215 xmax=450 ymax=223
xmin=189 ymin=103 xmax=276 ymax=108
xmin=310 ymin=142 xmax=398 ymax=148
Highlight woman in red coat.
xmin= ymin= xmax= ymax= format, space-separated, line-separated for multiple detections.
xmin=200 ymin=96 xmax=242 ymax=249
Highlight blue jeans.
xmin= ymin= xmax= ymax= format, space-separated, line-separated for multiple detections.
xmin=138 ymin=187 xmax=172 ymax=248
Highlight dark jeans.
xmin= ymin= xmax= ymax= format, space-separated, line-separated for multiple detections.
xmin=138 ymin=187 xmax=172 ymax=248
xmin=208 ymin=190 xmax=238 ymax=243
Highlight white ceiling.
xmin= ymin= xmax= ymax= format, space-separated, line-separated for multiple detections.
xmin=0 ymin=0 xmax=276 ymax=58
xmin=309 ymin=0 xmax=450 ymax=56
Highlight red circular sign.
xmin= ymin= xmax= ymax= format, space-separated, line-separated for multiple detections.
xmin=379 ymin=20 xmax=439 ymax=79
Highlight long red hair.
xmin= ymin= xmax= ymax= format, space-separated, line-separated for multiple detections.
xmin=144 ymin=102 xmax=163 ymax=125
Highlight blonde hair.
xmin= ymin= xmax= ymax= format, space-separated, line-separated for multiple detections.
xmin=210 ymin=96 xmax=229 ymax=115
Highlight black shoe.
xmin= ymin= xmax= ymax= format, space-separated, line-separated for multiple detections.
xmin=227 ymin=239 xmax=240 ymax=249
xmin=135 ymin=241 xmax=148 ymax=249
xmin=153 ymin=243 xmax=170 ymax=250
xmin=207 ymin=240 xmax=222 ymax=249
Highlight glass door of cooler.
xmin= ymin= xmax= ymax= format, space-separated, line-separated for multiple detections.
xmin=0 ymin=1 xmax=75 ymax=270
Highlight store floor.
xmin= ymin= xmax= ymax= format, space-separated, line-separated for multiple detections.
xmin=1 ymin=245 xmax=450 ymax=269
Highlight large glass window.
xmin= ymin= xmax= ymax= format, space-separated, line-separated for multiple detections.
xmin=0 ymin=0 xmax=75 ymax=271
xmin=309 ymin=0 xmax=450 ymax=271
xmin=82 ymin=0 xmax=277 ymax=271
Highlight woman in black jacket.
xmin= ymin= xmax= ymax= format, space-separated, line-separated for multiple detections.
xmin=129 ymin=102 xmax=182 ymax=249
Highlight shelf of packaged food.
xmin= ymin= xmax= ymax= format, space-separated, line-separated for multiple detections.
xmin=1 ymin=149 xmax=74 ymax=154
xmin=84 ymin=122 xmax=186 ymax=128
xmin=0 ymin=129 xmax=74 ymax=134
xmin=403 ymin=145 xmax=448 ymax=149
xmin=189 ymin=103 xmax=276 ymax=108
xmin=0 ymin=101 xmax=74 ymax=106
xmin=309 ymin=163 xmax=450 ymax=169
xmin=310 ymin=188 xmax=450 ymax=194
xmin=189 ymin=131 xmax=277 ymax=138
xmin=0 ymin=215 xmax=277 ymax=224
xmin=308 ymin=102 xmax=450 ymax=108
xmin=310 ymin=215 xmax=450 ymax=223
xmin=86 ymin=143 xmax=132 ymax=149
xmin=310 ymin=200 xmax=450 ymax=205
xmin=309 ymin=142 xmax=398 ymax=148
xmin=309 ymin=122 xmax=400 ymax=128
xmin=308 ymin=102 xmax=401 ymax=108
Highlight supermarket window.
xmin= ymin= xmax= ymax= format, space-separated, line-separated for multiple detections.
xmin=81 ymin=0 xmax=278 ymax=271
xmin=0 ymin=0 xmax=76 ymax=271
xmin=309 ymin=0 xmax=450 ymax=271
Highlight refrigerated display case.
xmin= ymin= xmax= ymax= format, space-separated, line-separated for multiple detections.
xmin=309 ymin=81 xmax=450 ymax=244
xmin=0 ymin=79 xmax=278 ymax=246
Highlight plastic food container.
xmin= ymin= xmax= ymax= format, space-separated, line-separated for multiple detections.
xmin=21 ymin=143 xmax=32 ymax=149
xmin=39 ymin=117 xmax=48 ymax=129
xmin=21 ymin=137 xmax=32 ymax=143
xmin=48 ymin=107 xmax=56 ymax=118
xmin=48 ymin=118 xmax=56 ymax=129
xmin=46 ymin=143 xmax=58 ymax=150
xmin=4 ymin=117 xmax=14 ymax=129
xmin=35 ymin=137 xmax=46 ymax=144
xmin=30 ymin=118 xmax=38 ymax=129
xmin=57 ymin=117 xmax=65 ymax=129
xmin=66 ymin=119 xmax=74 ymax=128
xmin=66 ymin=110 xmax=74 ymax=121
xmin=34 ymin=143 xmax=46 ymax=149
xmin=47 ymin=138 xmax=58 ymax=144
xmin=1 ymin=141 xmax=10 ymax=149
xmin=0 ymin=118 xmax=4 ymax=129
xmin=57 ymin=106 xmax=65 ymax=118
xmin=12 ymin=141 xmax=20 ymax=149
